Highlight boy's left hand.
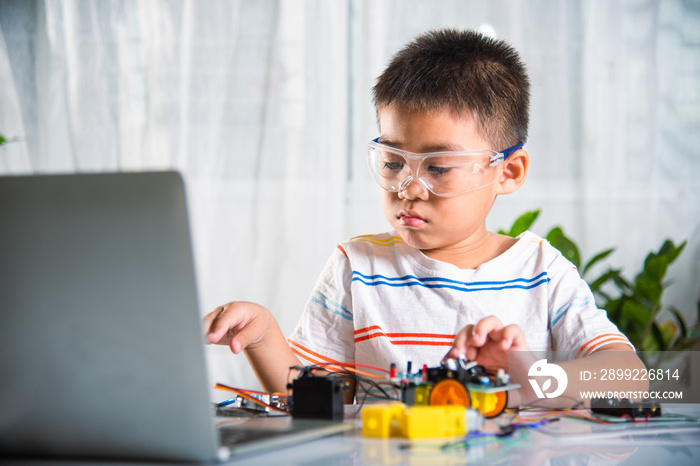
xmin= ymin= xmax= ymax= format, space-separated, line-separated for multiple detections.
xmin=445 ymin=316 xmax=530 ymax=374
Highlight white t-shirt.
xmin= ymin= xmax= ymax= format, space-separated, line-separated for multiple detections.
xmin=288 ymin=231 xmax=631 ymax=378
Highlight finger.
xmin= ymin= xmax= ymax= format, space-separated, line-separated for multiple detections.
xmin=202 ymin=305 xmax=227 ymax=339
xmin=446 ymin=326 xmax=480 ymax=362
xmin=464 ymin=345 xmax=479 ymax=361
xmin=472 ymin=316 xmax=504 ymax=345
xmin=451 ymin=325 xmax=472 ymax=354
xmin=207 ymin=304 xmax=250 ymax=344
xmin=488 ymin=324 xmax=526 ymax=351
xmin=498 ymin=324 xmax=528 ymax=350
xmin=229 ymin=316 xmax=265 ymax=354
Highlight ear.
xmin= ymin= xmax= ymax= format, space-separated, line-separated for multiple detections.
xmin=496 ymin=149 xmax=529 ymax=195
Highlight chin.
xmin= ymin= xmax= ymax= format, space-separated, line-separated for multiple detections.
xmin=394 ymin=226 xmax=435 ymax=251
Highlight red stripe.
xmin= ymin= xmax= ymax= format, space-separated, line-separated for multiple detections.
xmin=354 ymin=325 xmax=453 ymax=340
xmin=354 ymin=325 xmax=381 ymax=335
xmin=355 ymin=332 xmax=454 ymax=340
xmin=389 ymin=340 xmax=453 ymax=347
xmin=355 ymin=333 xmax=454 ymax=346
xmin=354 ymin=334 xmax=453 ymax=347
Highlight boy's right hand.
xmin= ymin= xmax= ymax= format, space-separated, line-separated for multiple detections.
xmin=203 ymin=301 xmax=273 ymax=354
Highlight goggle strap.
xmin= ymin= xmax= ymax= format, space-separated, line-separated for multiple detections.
xmin=501 ymin=142 xmax=524 ymax=159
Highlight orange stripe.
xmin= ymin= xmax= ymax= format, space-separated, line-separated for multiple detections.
xmin=388 ymin=340 xmax=453 ymax=347
xmin=355 ymin=333 xmax=453 ymax=346
xmin=337 ymin=244 xmax=348 ymax=258
xmin=355 ymin=332 xmax=454 ymax=341
xmin=386 ymin=332 xmax=454 ymax=339
xmin=575 ymin=333 xmax=618 ymax=358
xmin=576 ymin=333 xmax=630 ymax=358
xmin=580 ymin=337 xmax=631 ymax=358
xmin=355 ymin=325 xmax=382 ymax=335
xmin=354 ymin=325 xmax=453 ymax=340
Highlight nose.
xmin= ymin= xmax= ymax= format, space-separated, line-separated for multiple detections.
xmin=398 ymin=176 xmax=430 ymax=200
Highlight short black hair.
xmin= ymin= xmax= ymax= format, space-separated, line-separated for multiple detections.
xmin=373 ymin=29 xmax=530 ymax=151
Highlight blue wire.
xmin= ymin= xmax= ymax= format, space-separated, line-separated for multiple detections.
xmin=216 ymin=397 xmax=238 ymax=407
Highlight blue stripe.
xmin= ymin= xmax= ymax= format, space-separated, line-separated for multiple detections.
xmin=551 ymin=297 xmax=591 ymax=327
xmin=351 ymin=271 xmax=549 ymax=293
xmin=311 ymin=291 xmax=353 ymax=321
xmin=352 ymin=270 xmax=548 ymax=287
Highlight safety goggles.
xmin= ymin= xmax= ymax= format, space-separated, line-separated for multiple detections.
xmin=367 ymin=138 xmax=524 ymax=197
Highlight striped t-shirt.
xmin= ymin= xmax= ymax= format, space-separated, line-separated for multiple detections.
xmin=287 ymin=230 xmax=631 ymax=380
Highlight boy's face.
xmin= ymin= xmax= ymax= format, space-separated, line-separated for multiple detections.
xmin=376 ymin=105 xmax=505 ymax=256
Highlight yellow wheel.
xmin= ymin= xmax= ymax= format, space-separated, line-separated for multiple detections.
xmin=429 ymin=379 xmax=470 ymax=407
xmin=480 ymin=391 xmax=508 ymax=418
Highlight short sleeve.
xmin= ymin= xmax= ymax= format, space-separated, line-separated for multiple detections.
xmin=548 ymin=263 xmax=633 ymax=358
xmin=287 ymin=245 xmax=356 ymax=365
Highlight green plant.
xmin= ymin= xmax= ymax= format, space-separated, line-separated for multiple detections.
xmin=500 ymin=210 xmax=700 ymax=355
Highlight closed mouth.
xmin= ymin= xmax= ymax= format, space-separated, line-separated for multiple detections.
xmin=398 ymin=210 xmax=427 ymax=227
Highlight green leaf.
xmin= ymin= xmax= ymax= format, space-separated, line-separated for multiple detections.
xmin=611 ymin=272 xmax=632 ymax=292
xmin=582 ymin=248 xmax=615 ymax=277
xmin=642 ymin=253 xmax=667 ymax=282
xmin=500 ymin=209 xmax=540 ymax=237
xmin=642 ymin=240 xmax=686 ymax=282
xmin=634 ymin=276 xmax=662 ymax=304
xmin=621 ymin=300 xmax=651 ymax=327
xmin=546 ymin=227 xmax=581 ymax=269
xmin=658 ymin=240 xmax=685 ymax=264
xmin=588 ymin=268 xmax=621 ymax=293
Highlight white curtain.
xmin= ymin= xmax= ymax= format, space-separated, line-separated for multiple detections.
xmin=1 ymin=0 xmax=698 ymax=393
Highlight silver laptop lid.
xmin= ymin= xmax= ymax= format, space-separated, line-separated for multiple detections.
xmin=0 ymin=171 xmax=220 ymax=462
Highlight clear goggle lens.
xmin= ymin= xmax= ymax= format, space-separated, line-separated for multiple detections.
xmin=367 ymin=140 xmax=522 ymax=197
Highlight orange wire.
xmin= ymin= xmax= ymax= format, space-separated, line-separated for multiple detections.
xmin=314 ymin=361 xmax=391 ymax=379
xmin=323 ymin=364 xmax=385 ymax=379
xmin=325 ymin=361 xmax=391 ymax=374
xmin=232 ymin=387 xmax=287 ymax=398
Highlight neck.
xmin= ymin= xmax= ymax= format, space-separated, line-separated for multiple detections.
xmin=421 ymin=230 xmax=516 ymax=269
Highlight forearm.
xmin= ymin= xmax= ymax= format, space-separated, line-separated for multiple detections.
xmin=243 ymin=322 xmax=301 ymax=393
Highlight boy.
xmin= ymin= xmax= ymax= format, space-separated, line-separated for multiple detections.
xmin=204 ymin=29 xmax=645 ymax=407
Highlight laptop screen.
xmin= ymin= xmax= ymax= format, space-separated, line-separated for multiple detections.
xmin=0 ymin=172 xmax=220 ymax=462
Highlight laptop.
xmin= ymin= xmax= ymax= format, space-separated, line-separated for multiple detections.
xmin=0 ymin=171 xmax=353 ymax=462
